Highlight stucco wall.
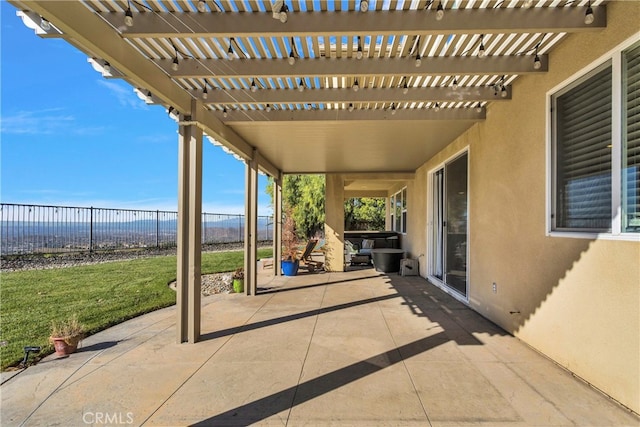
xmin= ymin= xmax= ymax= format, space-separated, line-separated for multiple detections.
xmin=407 ymin=1 xmax=640 ymax=413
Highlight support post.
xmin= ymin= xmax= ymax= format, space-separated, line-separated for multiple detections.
xmin=244 ymin=150 xmax=259 ymax=295
xmin=176 ymin=100 xmax=203 ymax=343
xmin=324 ymin=174 xmax=345 ymax=272
xmin=274 ymin=173 xmax=283 ymax=276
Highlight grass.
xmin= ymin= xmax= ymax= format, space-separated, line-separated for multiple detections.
xmin=0 ymin=248 xmax=273 ymax=370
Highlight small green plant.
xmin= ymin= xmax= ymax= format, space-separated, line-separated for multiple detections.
xmin=50 ymin=314 xmax=84 ymax=343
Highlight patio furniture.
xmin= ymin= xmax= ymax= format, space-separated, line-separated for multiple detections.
xmin=299 ymin=239 xmax=323 ymax=272
xmin=344 ymin=231 xmax=400 ymax=267
xmin=344 ymin=231 xmax=400 ymax=252
xmin=371 ymin=248 xmax=405 ymax=273
xmin=350 ymin=254 xmax=371 ymax=266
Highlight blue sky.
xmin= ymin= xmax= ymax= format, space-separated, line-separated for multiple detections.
xmin=0 ymin=3 xmax=271 ymax=215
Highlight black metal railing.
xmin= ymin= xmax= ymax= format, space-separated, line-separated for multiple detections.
xmin=0 ymin=203 xmax=273 ymax=255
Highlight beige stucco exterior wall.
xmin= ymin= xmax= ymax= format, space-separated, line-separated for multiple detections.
xmin=406 ymin=1 xmax=640 ymax=413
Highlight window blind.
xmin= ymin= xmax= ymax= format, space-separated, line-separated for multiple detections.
xmin=555 ymin=65 xmax=612 ymax=230
xmin=623 ymin=43 xmax=640 ymax=232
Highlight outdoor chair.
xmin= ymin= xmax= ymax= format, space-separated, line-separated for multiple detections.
xmin=298 ymin=239 xmax=324 ymax=272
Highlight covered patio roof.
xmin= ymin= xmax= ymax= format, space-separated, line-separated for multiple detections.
xmin=12 ymin=0 xmax=606 ymax=189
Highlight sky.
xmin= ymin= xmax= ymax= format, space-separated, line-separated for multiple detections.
xmin=0 ymin=3 xmax=271 ymax=216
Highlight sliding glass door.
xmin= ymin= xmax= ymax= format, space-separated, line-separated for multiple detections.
xmin=431 ymin=153 xmax=468 ymax=298
xmin=432 ymin=169 xmax=445 ymax=280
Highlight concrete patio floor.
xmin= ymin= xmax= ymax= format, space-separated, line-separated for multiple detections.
xmin=1 ymin=268 xmax=638 ymax=426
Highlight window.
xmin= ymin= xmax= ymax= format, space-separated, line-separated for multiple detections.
xmin=550 ymin=39 xmax=640 ymax=236
xmin=401 ymin=188 xmax=407 ymax=234
xmin=623 ymin=42 xmax=640 ymax=232
xmin=389 ymin=194 xmax=395 ymax=232
xmin=390 ymin=187 xmax=407 ymax=233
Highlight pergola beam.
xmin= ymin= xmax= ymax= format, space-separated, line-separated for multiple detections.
xmin=161 ymin=55 xmax=547 ymax=78
xmin=343 ymin=173 xmax=415 ymax=181
xmin=220 ymin=107 xmax=484 ymax=123
xmin=104 ymin=7 xmax=606 ymax=38
xmin=345 ymin=190 xmax=390 ymax=198
xmin=194 ymin=86 xmax=511 ymax=104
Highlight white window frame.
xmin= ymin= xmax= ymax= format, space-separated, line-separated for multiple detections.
xmin=390 ymin=187 xmax=407 ymax=234
xmin=389 ymin=194 xmax=395 ymax=232
xmin=546 ymin=33 xmax=640 ymax=242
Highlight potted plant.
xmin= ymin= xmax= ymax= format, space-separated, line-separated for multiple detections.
xmin=50 ymin=314 xmax=84 ymax=356
xmin=232 ymin=267 xmax=244 ymax=293
xmin=281 ymin=210 xmax=300 ymax=276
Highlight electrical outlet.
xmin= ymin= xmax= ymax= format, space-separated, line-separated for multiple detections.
xmin=492 ymin=282 xmax=497 ymax=293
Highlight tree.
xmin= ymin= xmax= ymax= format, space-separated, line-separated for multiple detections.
xmin=344 ymin=198 xmax=386 ymax=230
xmin=266 ymin=176 xmax=387 ymax=237
xmin=266 ymin=174 xmax=325 ymax=239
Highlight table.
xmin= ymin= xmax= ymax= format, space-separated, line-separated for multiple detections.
xmin=371 ymin=249 xmax=405 ymax=273
xmin=350 ymin=254 xmax=371 ymax=265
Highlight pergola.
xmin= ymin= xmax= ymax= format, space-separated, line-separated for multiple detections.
xmin=10 ymin=0 xmax=606 ymax=343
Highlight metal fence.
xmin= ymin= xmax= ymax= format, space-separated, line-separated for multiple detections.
xmin=0 ymin=203 xmax=273 ymax=255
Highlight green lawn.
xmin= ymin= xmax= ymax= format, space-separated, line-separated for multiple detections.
xmin=0 ymin=249 xmax=272 ymax=370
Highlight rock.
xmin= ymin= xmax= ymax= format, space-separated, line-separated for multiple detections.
xmin=200 ymin=272 xmax=234 ymax=295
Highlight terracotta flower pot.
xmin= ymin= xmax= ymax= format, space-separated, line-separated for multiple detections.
xmin=51 ymin=335 xmax=81 ymax=356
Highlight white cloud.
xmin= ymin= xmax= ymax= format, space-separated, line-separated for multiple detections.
xmin=0 ymin=108 xmax=106 ymax=136
xmin=0 ymin=108 xmax=75 ymax=134
xmin=97 ymin=80 xmax=147 ymax=110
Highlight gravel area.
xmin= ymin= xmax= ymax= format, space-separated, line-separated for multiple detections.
xmin=201 ymin=272 xmax=235 ymax=295
xmin=167 ymin=272 xmax=237 ymax=295
xmin=0 ymin=242 xmax=270 ymax=272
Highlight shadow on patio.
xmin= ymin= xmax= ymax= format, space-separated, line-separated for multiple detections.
xmin=1 ymin=269 xmax=637 ymax=426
